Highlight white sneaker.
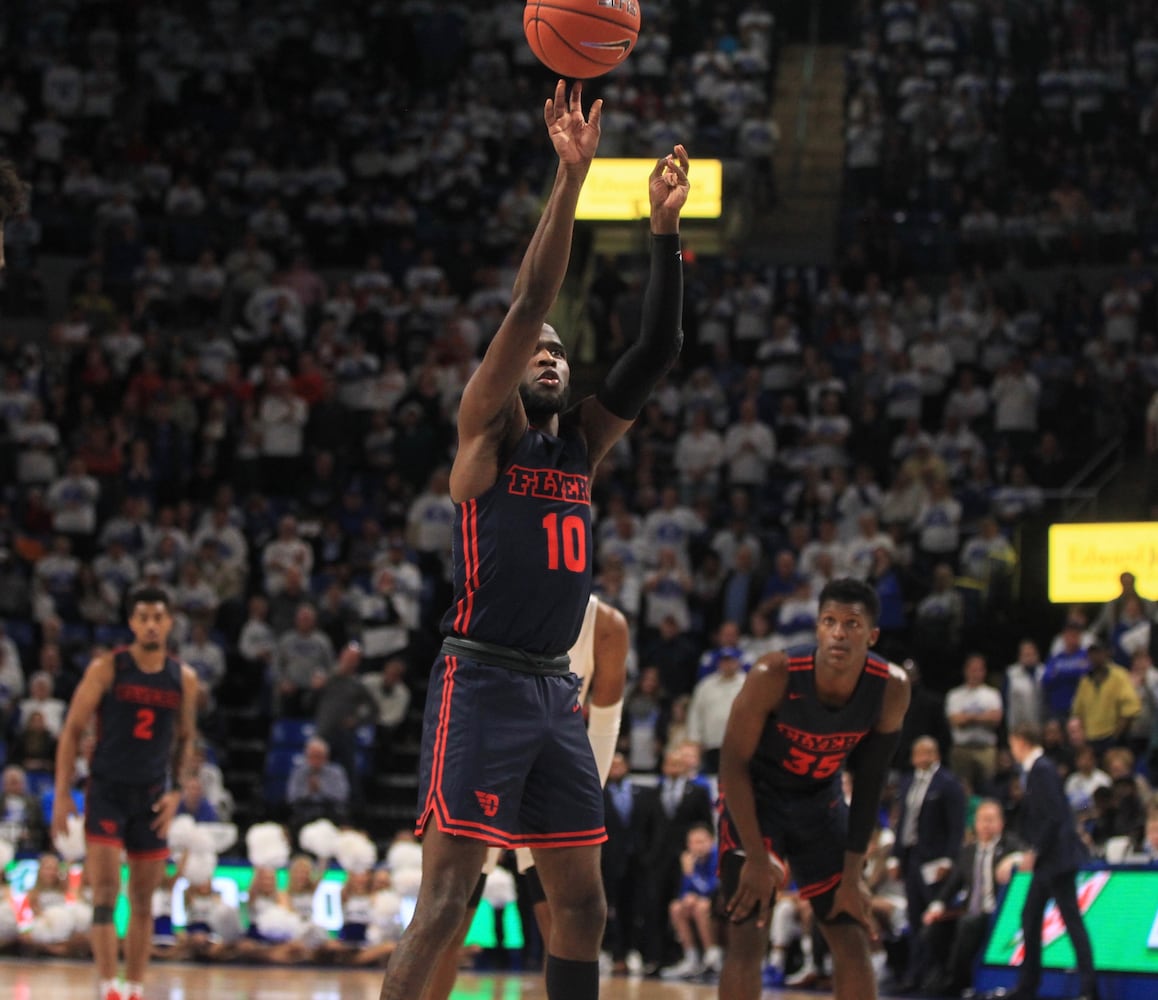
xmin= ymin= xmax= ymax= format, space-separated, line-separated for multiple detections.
xmin=660 ymin=955 xmax=702 ymax=979
xmin=598 ymin=951 xmax=614 ymax=976
xmin=702 ymin=945 xmax=723 ymax=972
xmin=784 ymin=961 xmax=818 ymax=986
xmin=625 ymin=950 xmax=644 ymax=976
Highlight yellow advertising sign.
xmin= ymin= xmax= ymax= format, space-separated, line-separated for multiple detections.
xmin=575 ymin=158 xmax=723 ymax=220
xmin=1048 ymin=522 xmax=1158 ymax=602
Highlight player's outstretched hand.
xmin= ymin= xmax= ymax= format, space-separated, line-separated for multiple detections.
xmin=725 ymin=853 xmax=781 ymax=927
xmin=50 ymin=792 xmax=77 ymax=844
xmin=828 ymin=876 xmax=876 ymax=939
xmin=151 ymin=789 xmax=182 ymax=839
xmin=649 ymin=144 xmax=690 ymax=229
xmin=544 ymin=80 xmax=602 ymax=172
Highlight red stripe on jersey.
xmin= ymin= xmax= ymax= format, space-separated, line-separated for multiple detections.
xmin=453 ymin=505 xmax=472 ymax=631
xmin=465 ymin=499 xmax=480 ymax=629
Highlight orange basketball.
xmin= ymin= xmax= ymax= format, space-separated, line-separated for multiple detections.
xmin=524 ymin=0 xmax=641 ymax=80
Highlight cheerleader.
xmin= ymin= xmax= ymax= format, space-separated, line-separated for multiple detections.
xmin=352 ymin=866 xmax=405 ymax=967
xmin=22 ymin=852 xmax=73 ymax=958
xmin=280 ymin=855 xmax=324 ymax=963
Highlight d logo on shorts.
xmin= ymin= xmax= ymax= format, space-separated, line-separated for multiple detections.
xmin=474 ymin=791 xmax=500 ymax=817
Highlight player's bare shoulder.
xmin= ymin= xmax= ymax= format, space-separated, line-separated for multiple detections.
xmin=880 ymin=660 xmax=912 ymax=722
xmin=746 ymin=649 xmax=791 ymax=703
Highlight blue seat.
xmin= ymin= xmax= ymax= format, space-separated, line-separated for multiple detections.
xmin=61 ymin=622 xmax=91 ymax=647
xmin=41 ymin=787 xmax=85 ymax=824
xmin=94 ymin=625 xmax=133 ymax=648
xmin=3 ymin=619 xmax=35 ymax=661
xmin=25 ymin=770 xmax=53 ymax=798
xmin=269 ymin=718 xmax=314 ymax=749
xmin=262 ymin=775 xmax=288 ymax=805
xmin=354 ymin=725 xmax=375 ymax=750
xmin=264 ymin=748 xmax=302 ymax=779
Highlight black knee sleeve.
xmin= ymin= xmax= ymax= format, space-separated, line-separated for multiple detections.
xmin=545 ymin=955 xmax=599 ymax=1000
xmin=92 ymin=904 xmax=115 ymax=925
xmin=523 ymin=865 xmax=547 ymax=906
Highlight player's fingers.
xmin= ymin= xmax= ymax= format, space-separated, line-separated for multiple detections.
xmin=650 ymin=154 xmax=668 ymax=180
xmin=569 ymin=79 xmax=583 ymax=113
xmin=664 ymin=155 xmax=690 ymax=186
xmin=674 ymin=143 xmax=690 ymax=172
xmin=755 ymin=894 xmax=772 ymax=928
xmin=587 ymin=98 xmax=603 ymax=130
xmin=543 ymin=98 xmax=554 ymax=125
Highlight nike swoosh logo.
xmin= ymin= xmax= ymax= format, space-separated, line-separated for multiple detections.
xmin=788 ymin=693 xmax=803 ymax=700
xmin=581 ymin=39 xmax=633 ymax=52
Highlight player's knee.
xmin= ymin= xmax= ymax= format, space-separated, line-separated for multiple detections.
xmin=552 ymin=882 xmax=606 ymax=931
xmin=92 ymin=904 xmax=115 ymax=926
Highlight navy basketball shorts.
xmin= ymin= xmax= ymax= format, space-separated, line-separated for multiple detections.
xmin=416 ymin=653 xmax=606 ymax=850
xmin=718 ymin=779 xmax=848 ymax=920
xmin=85 ymin=777 xmax=170 ymax=860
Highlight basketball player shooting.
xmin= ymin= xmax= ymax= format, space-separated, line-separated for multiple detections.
xmin=379 ymin=79 xmax=688 ymax=1000
xmin=51 ymin=587 xmax=200 ymax=1000
xmin=422 ymin=595 xmax=630 ymax=1000
xmin=716 ymin=578 xmax=911 ymax=1000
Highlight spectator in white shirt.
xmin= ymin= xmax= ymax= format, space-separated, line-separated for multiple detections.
xmin=17 ymin=672 xmax=66 ymax=737
xmin=180 ymin=620 xmax=226 ymax=717
xmin=990 ymin=357 xmax=1040 ymax=455
xmin=1004 ymin=640 xmax=1046 ymax=732
xmin=944 ymin=654 xmax=1003 ymax=792
xmin=723 ymin=397 xmax=777 ymax=489
xmin=262 ymin=515 xmax=314 ymax=597
xmin=362 ymin=655 xmax=412 ymax=769
xmin=258 ymin=373 xmax=308 ymax=484
xmin=674 ymin=407 xmax=724 ymax=502
xmin=686 ymin=648 xmax=747 ymax=774
xmin=46 ymin=456 xmax=100 ymax=548
xmin=847 ymin=512 xmax=895 ymax=580
xmin=799 ymin=518 xmax=849 ymax=578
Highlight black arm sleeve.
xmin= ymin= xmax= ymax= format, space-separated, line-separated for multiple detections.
xmin=846 ymin=728 xmax=902 ymax=854
xmin=596 ymin=233 xmax=685 ymax=420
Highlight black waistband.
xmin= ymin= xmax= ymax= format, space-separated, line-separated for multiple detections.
xmin=441 ymin=635 xmax=571 ymax=676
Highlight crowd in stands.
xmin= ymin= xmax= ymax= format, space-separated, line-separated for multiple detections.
xmin=843 ymin=0 xmax=1158 ymax=269
xmin=2 ymin=0 xmax=1158 ymax=994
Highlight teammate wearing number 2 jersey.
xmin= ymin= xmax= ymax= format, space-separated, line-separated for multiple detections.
xmin=717 ymin=578 xmax=911 ymax=1000
xmin=51 ymin=587 xmax=199 ymax=1000
xmin=382 ymin=80 xmax=687 ymax=1000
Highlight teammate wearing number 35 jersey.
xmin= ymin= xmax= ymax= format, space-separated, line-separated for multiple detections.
xmin=51 ymin=586 xmax=199 ymax=1000
xmin=717 ymin=577 xmax=911 ymax=1000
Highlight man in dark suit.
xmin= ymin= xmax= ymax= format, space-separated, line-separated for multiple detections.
xmin=601 ymin=752 xmax=661 ymax=973
xmin=991 ymin=723 xmax=1099 ymax=1000
xmin=892 ymin=735 xmax=966 ymax=992
xmin=921 ymin=798 xmax=1025 ymax=996
xmin=649 ymin=747 xmax=714 ymax=968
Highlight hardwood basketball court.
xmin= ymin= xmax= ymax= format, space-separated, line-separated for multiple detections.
xmin=0 ymin=959 xmax=872 ymax=998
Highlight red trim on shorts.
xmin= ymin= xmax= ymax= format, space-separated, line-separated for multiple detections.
xmin=85 ymin=833 xmax=124 ymax=849
xmin=417 ymin=655 xmax=460 ymax=837
xmin=127 ymin=847 xmax=170 ymax=861
xmin=787 ymin=656 xmax=812 ymax=671
xmin=431 ymin=813 xmax=606 ymax=849
xmin=466 ymin=500 xmax=479 ymax=628
xmin=799 ymin=872 xmax=842 ymax=900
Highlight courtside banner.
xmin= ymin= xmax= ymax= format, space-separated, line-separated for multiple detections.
xmin=575 ymin=158 xmax=723 ymax=220
xmin=1047 ymin=522 xmax=1158 ymax=603
xmin=983 ymin=870 xmax=1158 ymax=975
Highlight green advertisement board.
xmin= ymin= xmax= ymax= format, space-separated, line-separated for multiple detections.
xmin=983 ymin=869 xmax=1158 ymax=975
xmin=4 ymin=860 xmax=523 ymax=949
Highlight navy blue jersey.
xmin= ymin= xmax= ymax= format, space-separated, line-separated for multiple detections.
xmin=91 ymin=649 xmax=183 ymax=785
xmin=749 ymin=645 xmax=890 ymax=794
xmin=440 ymin=425 xmax=592 ymax=657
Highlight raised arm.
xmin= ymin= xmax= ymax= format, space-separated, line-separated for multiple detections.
xmin=719 ymin=653 xmax=789 ymax=926
xmin=52 ymin=654 xmax=115 ymax=841
xmin=451 ymin=82 xmax=601 ymax=497
xmin=578 ymin=145 xmax=690 ymax=467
